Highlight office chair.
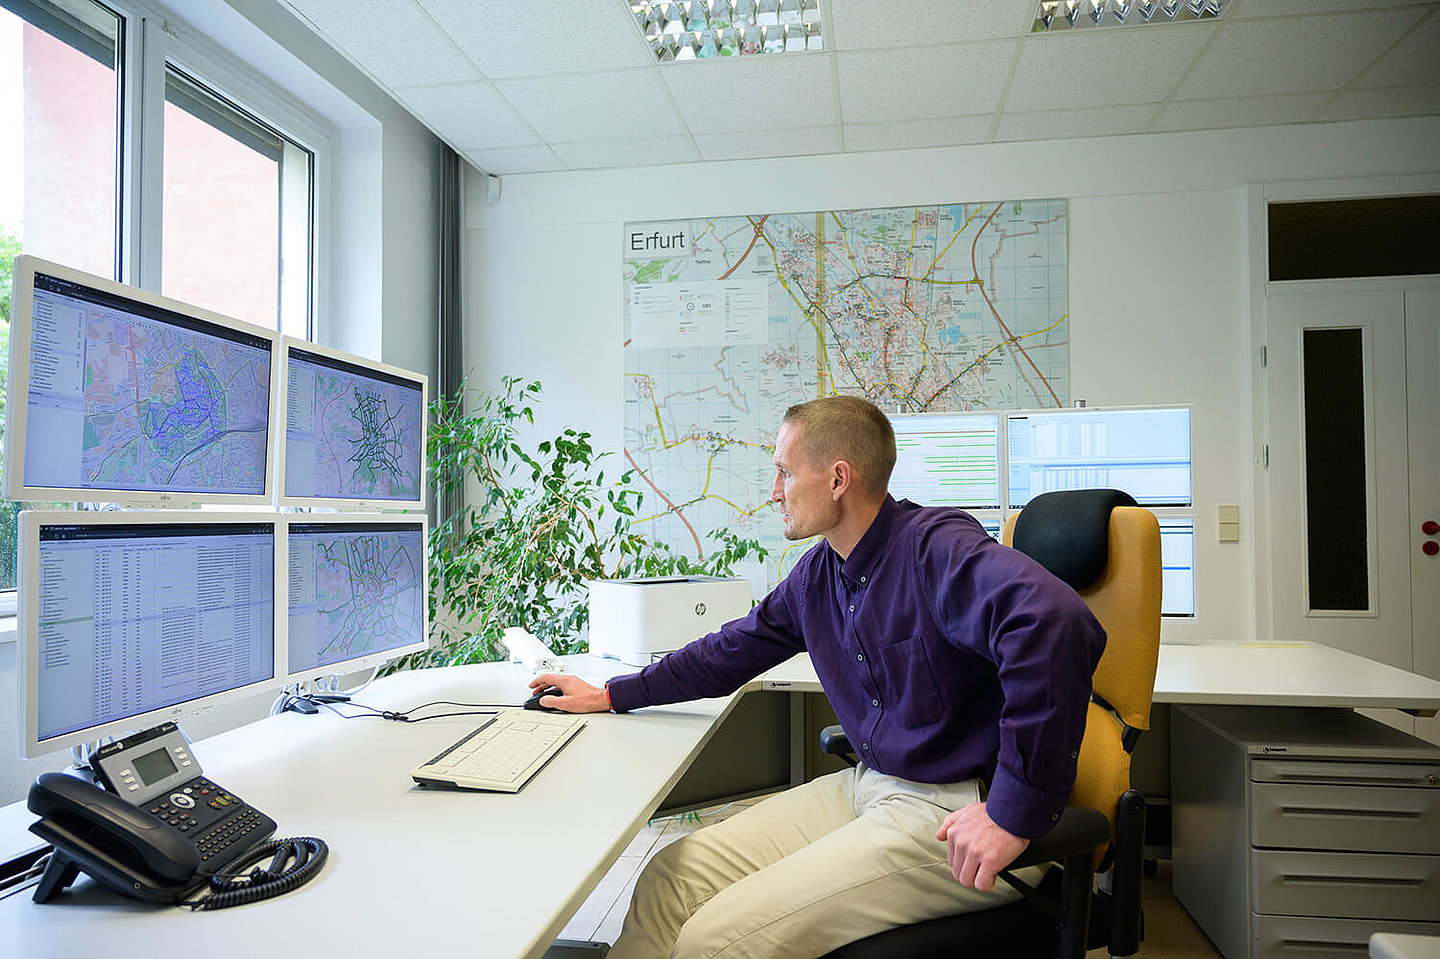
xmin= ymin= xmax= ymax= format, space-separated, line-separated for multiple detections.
xmin=819 ymin=488 xmax=1163 ymax=959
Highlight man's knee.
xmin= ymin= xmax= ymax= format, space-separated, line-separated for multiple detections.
xmin=669 ymin=897 xmax=738 ymax=959
xmin=629 ymin=833 xmax=713 ymax=922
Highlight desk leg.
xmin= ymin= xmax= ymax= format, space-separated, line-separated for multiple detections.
xmin=789 ymin=692 xmax=806 ymax=787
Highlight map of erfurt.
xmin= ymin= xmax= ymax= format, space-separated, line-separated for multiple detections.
xmin=622 ymin=200 xmax=1068 ymax=583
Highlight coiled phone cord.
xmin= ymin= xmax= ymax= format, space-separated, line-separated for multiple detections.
xmin=187 ymin=836 xmax=328 ymax=911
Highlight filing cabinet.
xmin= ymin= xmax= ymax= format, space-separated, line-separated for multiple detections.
xmin=1172 ymin=705 xmax=1440 ymax=959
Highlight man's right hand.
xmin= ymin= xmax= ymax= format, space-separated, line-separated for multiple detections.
xmin=528 ymin=673 xmax=611 ymax=713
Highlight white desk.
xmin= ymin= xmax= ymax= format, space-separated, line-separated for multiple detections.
xmin=3 ymin=643 xmax=1438 ymax=958
xmin=759 ymin=641 xmax=1440 ymax=716
xmin=0 ymin=657 xmax=743 ymax=959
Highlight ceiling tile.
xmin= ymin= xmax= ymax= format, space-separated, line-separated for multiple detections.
xmin=1319 ymin=83 xmax=1440 ymax=121
xmin=693 ymin=125 xmax=842 ymax=162
xmin=995 ymin=104 xmax=1157 ymax=141
xmin=829 ymin=0 xmax=1031 ymax=50
xmin=552 ymin=137 xmax=701 ymax=170
xmin=496 ymin=69 xmax=685 ymax=143
xmin=418 ymin=0 xmax=652 ymax=79
xmin=837 ymin=41 xmax=1018 ymax=123
xmin=1354 ymin=11 xmax=1440 ymax=87
xmin=1182 ymin=10 xmax=1425 ymax=98
xmin=843 ymin=116 xmax=994 ymax=152
xmin=1227 ymin=0 xmax=1431 ymax=18
xmin=1005 ymin=26 xmax=1216 ymax=112
xmin=461 ymin=144 xmax=564 ymax=176
xmin=1150 ymin=93 xmax=1330 ymax=131
xmin=393 ymin=82 xmax=537 ymax=150
xmin=285 ymin=0 xmax=479 ymax=87
xmin=662 ymin=55 xmax=837 ymax=134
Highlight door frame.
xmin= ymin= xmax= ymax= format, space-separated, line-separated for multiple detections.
xmin=1248 ymin=173 xmax=1440 ymax=644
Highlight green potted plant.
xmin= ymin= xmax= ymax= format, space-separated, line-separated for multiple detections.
xmin=391 ymin=376 xmax=765 ymax=671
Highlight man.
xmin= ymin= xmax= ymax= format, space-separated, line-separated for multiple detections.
xmin=531 ymin=395 xmax=1106 ymax=958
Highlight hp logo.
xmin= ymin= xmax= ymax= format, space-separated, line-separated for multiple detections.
xmin=694 ymin=602 xmax=707 ymax=616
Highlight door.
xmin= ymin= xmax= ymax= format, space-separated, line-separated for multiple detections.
xmin=1407 ymin=288 xmax=1440 ymax=744
xmin=1266 ymin=286 xmax=1413 ymax=670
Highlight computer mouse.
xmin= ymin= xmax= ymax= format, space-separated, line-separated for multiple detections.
xmin=524 ymin=685 xmax=564 ymax=712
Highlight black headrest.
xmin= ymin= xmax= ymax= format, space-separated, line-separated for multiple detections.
xmin=1011 ymin=489 xmax=1138 ymax=590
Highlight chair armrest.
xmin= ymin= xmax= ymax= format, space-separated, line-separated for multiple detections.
xmin=1008 ymin=806 xmax=1111 ymax=870
xmin=819 ymin=724 xmax=852 ymax=755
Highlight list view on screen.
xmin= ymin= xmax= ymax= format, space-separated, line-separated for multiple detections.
xmin=888 ymin=413 xmax=1001 ymax=509
xmin=27 ymin=519 xmax=275 ymax=754
xmin=1007 ymin=407 xmax=1192 ymax=508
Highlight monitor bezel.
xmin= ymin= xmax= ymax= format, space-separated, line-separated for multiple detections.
xmin=1003 ymin=403 xmax=1195 ymax=509
xmin=276 ymin=336 xmax=430 ymax=512
xmin=4 ymin=255 xmax=281 ymax=508
xmin=17 ymin=509 xmax=286 ymax=760
xmin=280 ymin=513 xmax=431 ymax=684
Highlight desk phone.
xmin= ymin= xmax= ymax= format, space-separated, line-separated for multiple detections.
xmin=27 ymin=723 xmax=277 ymax=903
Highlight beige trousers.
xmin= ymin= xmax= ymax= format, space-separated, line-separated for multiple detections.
xmin=607 ymin=764 xmax=1046 ymax=959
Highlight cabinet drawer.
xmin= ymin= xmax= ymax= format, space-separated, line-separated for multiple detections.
xmin=1253 ymin=759 xmax=1440 ymax=788
xmin=1252 ymin=915 xmax=1440 ymax=959
xmin=1251 ymin=782 xmax=1440 ymax=853
xmin=1254 ymin=850 xmax=1440 ymax=920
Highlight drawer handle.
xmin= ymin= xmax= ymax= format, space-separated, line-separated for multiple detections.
xmin=1271 ymin=774 xmax=1435 ymax=786
xmin=1279 ymin=941 xmax=1368 ymax=955
xmin=1278 ymin=805 xmax=1422 ymax=820
xmin=1280 ymin=874 xmax=1424 ymax=888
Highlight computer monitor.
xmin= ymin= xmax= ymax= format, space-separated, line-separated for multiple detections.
xmin=888 ymin=412 xmax=1001 ymax=509
xmin=278 ymin=337 xmax=428 ymax=510
xmin=4 ymin=255 xmax=279 ymax=506
xmin=284 ymin=515 xmax=428 ymax=683
xmin=17 ymin=511 xmax=280 ymax=759
xmin=1006 ymin=406 xmax=1193 ymax=508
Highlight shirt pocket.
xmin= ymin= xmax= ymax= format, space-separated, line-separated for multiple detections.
xmin=875 ymin=635 xmax=945 ymax=728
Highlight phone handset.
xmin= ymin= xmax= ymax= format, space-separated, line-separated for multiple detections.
xmin=28 ymin=771 xmax=202 ymax=902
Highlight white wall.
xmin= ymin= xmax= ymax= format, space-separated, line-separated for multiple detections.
xmin=461 ymin=117 xmax=1440 ymax=645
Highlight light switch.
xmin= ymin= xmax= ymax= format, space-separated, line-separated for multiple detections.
xmin=1218 ymin=505 xmax=1240 ymax=543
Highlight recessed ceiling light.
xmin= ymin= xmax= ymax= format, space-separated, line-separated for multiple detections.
xmin=1032 ymin=0 xmax=1227 ymax=33
xmin=630 ymin=0 xmax=823 ymax=63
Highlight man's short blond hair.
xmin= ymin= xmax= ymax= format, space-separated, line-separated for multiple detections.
xmin=782 ymin=396 xmax=896 ymax=497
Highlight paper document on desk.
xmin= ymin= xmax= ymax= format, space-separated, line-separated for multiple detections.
xmin=500 ymin=627 xmax=560 ymax=674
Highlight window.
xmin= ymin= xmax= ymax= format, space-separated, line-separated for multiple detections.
xmin=162 ymin=66 xmax=313 ymax=334
xmin=0 ymin=0 xmax=328 ymax=601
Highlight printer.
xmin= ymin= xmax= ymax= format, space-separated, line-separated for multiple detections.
xmin=587 ymin=576 xmax=753 ymax=666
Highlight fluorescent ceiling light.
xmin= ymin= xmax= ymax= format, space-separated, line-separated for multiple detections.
xmin=630 ymin=0 xmax=823 ymax=62
xmin=1032 ymin=0 xmax=1227 ymax=32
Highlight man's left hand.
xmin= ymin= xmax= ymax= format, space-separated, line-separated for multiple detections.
xmin=935 ymin=803 xmax=1029 ymax=892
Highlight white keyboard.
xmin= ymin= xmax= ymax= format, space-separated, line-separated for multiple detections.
xmin=411 ymin=709 xmax=586 ymax=793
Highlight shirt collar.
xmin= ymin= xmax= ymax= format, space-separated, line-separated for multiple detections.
xmin=838 ymin=495 xmax=901 ymax=587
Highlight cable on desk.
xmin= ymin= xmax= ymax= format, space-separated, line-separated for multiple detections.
xmin=185 ymin=837 xmax=329 ymax=911
xmin=282 ymin=696 xmax=510 ymax=724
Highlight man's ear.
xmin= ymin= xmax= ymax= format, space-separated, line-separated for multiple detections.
xmin=830 ymin=460 xmax=855 ymax=501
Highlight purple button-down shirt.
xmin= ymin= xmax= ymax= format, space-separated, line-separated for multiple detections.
xmin=605 ymin=496 xmax=1106 ymax=838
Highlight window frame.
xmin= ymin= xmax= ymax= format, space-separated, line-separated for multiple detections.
xmin=125 ymin=4 xmax=331 ymax=336
xmin=1 ymin=0 xmax=337 ymax=618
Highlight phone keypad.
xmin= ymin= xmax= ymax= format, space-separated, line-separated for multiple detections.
xmin=194 ymin=807 xmax=270 ymax=863
xmin=144 ymin=776 xmax=276 ymax=865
